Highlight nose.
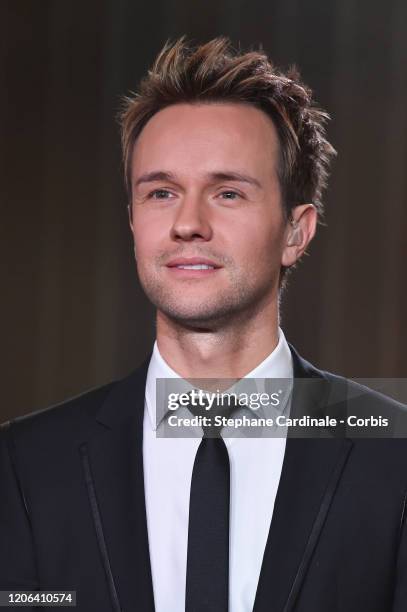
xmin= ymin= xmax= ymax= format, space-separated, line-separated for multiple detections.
xmin=170 ymin=194 xmax=213 ymax=242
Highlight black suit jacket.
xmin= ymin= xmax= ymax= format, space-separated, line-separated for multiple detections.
xmin=1 ymin=346 xmax=407 ymax=611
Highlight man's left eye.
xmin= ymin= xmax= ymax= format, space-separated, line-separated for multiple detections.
xmin=219 ymin=191 xmax=240 ymax=200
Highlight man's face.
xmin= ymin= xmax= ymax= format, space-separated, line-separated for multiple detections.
xmin=130 ymin=102 xmax=289 ymax=327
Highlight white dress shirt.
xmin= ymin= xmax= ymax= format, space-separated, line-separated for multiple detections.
xmin=143 ymin=328 xmax=293 ymax=612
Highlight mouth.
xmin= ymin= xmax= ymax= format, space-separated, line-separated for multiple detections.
xmin=166 ymin=257 xmax=221 ymax=277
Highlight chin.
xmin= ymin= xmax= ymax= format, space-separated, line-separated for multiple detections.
xmin=160 ymin=305 xmax=226 ymax=326
xmin=156 ymin=297 xmax=259 ymax=330
xmin=142 ymin=277 xmax=277 ymax=328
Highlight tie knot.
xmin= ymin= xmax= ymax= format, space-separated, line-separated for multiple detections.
xmin=187 ymin=390 xmax=241 ymax=437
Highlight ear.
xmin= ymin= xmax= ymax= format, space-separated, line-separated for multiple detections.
xmin=281 ymin=204 xmax=317 ymax=268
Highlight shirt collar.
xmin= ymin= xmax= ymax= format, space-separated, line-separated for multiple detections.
xmin=145 ymin=327 xmax=293 ymax=431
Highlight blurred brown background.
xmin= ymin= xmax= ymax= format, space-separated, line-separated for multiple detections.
xmin=1 ymin=0 xmax=406 ymax=422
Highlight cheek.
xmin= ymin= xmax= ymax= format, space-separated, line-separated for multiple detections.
xmin=229 ymin=217 xmax=284 ymax=261
xmin=132 ymin=212 xmax=168 ymax=254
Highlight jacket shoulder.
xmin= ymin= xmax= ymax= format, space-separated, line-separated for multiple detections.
xmin=290 ymin=344 xmax=406 ymax=413
xmin=322 ymin=369 xmax=407 ymax=413
xmin=0 ymin=380 xmax=117 ymax=444
xmin=1 ymin=353 xmax=150 ymax=448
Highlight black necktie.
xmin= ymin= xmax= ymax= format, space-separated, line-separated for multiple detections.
xmin=185 ymin=399 xmax=231 ymax=612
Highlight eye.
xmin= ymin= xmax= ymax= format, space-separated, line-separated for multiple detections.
xmin=218 ymin=191 xmax=241 ymax=200
xmin=148 ymin=189 xmax=174 ymax=200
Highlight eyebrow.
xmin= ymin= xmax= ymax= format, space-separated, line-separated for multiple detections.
xmin=134 ymin=171 xmax=176 ymax=188
xmin=133 ymin=170 xmax=262 ymax=189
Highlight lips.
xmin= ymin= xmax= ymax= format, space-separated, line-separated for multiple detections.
xmin=166 ymin=257 xmax=221 ymax=269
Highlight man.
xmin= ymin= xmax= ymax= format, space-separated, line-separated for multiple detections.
xmin=1 ymin=37 xmax=407 ymax=612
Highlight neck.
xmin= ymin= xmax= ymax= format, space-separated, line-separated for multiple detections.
xmin=156 ymin=301 xmax=280 ymax=379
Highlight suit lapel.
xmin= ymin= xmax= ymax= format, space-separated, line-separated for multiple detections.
xmin=80 ymin=358 xmax=155 ymax=612
xmin=253 ymin=347 xmax=353 ymax=612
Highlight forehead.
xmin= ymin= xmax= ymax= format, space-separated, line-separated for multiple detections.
xmin=131 ymin=102 xmax=280 ymax=180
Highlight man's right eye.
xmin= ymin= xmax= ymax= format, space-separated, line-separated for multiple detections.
xmin=148 ymin=189 xmax=174 ymax=199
